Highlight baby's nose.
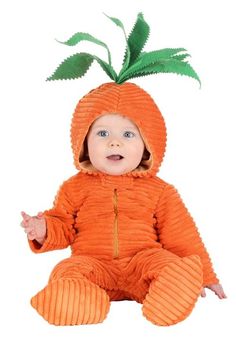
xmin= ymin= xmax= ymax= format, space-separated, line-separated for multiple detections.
xmin=109 ymin=139 xmax=121 ymax=147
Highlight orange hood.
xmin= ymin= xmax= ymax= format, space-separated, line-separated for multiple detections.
xmin=71 ymin=82 xmax=166 ymax=178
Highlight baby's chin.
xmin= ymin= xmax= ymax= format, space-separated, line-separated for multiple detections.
xmin=100 ymin=168 xmax=132 ymax=176
xmin=91 ymin=158 xmax=138 ymax=175
xmin=97 ymin=164 xmax=133 ymax=176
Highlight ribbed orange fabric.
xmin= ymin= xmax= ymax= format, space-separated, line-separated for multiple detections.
xmin=142 ymin=255 xmax=203 ymax=325
xmin=31 ymin=278 xmax=110 ymax=325
xmin=29 ymin=82 xmax=219 ymax=326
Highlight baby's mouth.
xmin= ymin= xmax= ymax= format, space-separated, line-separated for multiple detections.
xmin=106 ymin=154 xmax=124 ymax=161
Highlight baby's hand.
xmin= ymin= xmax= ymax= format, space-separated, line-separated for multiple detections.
xmin=201 ymin=284 xmax=227 ymax=299
xmin=21 ymin=211 xmax=46 ymax=245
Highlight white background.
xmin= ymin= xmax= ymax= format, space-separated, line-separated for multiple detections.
xmin=0 ymin=0 xmax=235 ymax=336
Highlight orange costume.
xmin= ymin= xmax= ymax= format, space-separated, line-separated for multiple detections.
xmin=29 ymin=82 xmax=219 ymax=326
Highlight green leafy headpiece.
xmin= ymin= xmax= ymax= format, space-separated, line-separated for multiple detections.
xmin=47 ymin=13 xmax=201 ymax=86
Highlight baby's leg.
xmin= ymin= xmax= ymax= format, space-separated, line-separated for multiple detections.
xmin=31 ymin=256 xmax=113 ymax=325
xmin=140 ymin=249 xmax=203 ymax=326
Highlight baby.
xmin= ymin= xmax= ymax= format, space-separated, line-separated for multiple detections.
xmin=21 ymin=82 xmax=226 ymax=326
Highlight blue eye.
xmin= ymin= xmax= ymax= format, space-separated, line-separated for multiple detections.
xmin=124 ymin=131 xmax=135 ymax=138
xmin=97 ymin=130 xmax=109 ymax=137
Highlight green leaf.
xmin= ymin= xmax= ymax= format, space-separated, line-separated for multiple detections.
xmin=103 ymin=13 xmax=124 ymax=29
xmin=104 ymin=13 xmax=131 ymax=75
xmin=123 ymin=12 xmax=150 ymax=67
xmin=47 ymin=53 xmax=94 ymax=81
xmin=117 ymin=58 xmax=201 ymax=87
xmin=56 ymin=32 xmax=112 ymax=66
xmin=46 ymin=52 xmax=117 ymax=81
xmin=93 ymin=56 xmax=117 ymax=81
xmin=171 ymin=53 xmax=190 ymax=61
xmin=118 ymin=48 xmax=187 ymax=82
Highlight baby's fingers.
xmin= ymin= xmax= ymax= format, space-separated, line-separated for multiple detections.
xmin=216 ymin=288 xmax=227 ymax=299
xmin=27 ymin=231 xmax=36 ymax=240
xmin=37 ymin=212 xmax=44 ymax=219
xmin=24 ymin=225 xmax=36 ymax=240
xmin=24 ymin=226 xmax=35 ymax=235
xmin=20 ymin=216 xmax=31 ymax=228
xmin=200 ymin=288 xmax=206 ymax=297
xmin=20 ymin=220 xmax=28 ymax=228
xmin=21 ymin=211 xmax=31 ymax=222
xmin=206 ymin=284 xmax=227 ymax=299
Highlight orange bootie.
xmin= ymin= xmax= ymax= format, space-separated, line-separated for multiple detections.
xmin=31 ymin=278 xmax=110 ymax=325
xmin=142 ymin=255 xmax=203 ymax=326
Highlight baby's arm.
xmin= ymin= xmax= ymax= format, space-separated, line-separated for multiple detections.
xmin=21 ymin=180 xmax=77 ymax=253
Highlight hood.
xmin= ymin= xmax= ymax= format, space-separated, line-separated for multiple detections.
xmin=70 ymin=82 xmax=166 ymax=178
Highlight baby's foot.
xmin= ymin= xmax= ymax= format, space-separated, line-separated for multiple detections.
xmin=31 ymin=278 xmax=110 ymax=325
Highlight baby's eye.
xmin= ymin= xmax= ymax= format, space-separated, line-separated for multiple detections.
xmin=97 ymin=130 xmax=109 ymax=137
xmin=123 ymin=131 xmax=135 ymax=138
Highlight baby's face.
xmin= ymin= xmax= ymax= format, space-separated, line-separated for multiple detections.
xmin=87 ymin=114 xmax=145 ymax=175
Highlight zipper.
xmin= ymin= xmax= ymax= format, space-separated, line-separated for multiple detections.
xmin=113 ymin=188 xmax=119 ymax=258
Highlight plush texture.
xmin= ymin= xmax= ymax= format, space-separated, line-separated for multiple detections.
xmin=29 ymin=82 xmax=219 ymax=326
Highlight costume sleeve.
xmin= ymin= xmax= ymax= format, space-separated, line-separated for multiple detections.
xmin=29 ymin=181 xmax=76 ymax=253
xmin=155 ymin=183 xmax=219 ymax=286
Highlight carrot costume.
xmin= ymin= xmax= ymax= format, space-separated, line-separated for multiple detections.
xmin=27 ymin=14 xmax=219 ymax=326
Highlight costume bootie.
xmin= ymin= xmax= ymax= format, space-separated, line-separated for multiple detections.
xmin=142 ymin=255 xmax=203 ymax=326
xmin=31 ymin=278 xmax=110 ymax=325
